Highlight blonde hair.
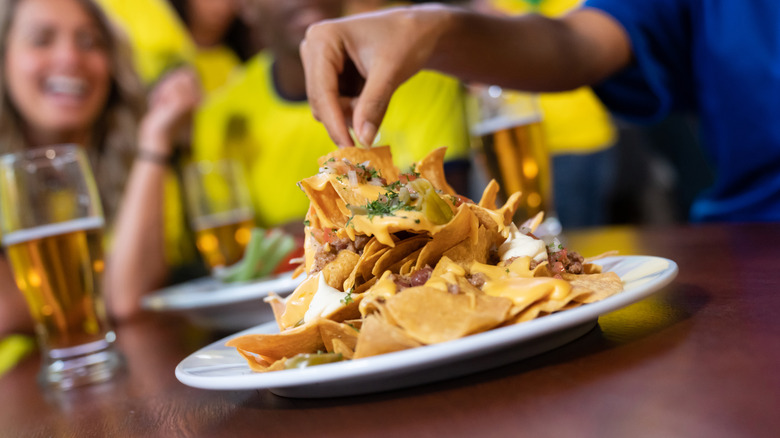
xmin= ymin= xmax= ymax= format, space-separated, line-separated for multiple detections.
xmin=0 ymin=0 xmax=146 ymax=219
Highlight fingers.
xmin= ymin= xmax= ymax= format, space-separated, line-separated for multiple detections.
xmin=301 ymin=25 xmax=354 ymax=148
xmin=352 ymin=66 xmax=398 ymax=147
xmin=140 ymin=68 xmax=202 ymax=147
xmin=151 ymin=68 xmax=201 ymax=115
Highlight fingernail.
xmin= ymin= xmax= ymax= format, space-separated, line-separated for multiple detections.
xmin=359 ymin=121 xmax=377 ymax=147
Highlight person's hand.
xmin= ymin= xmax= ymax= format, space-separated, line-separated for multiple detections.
xmin=300 ymin=5 xmax=455 ymax=147
xmin=138 ymin=68 xmax=202 ymax=157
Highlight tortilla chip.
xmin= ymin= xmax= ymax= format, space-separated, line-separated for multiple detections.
xmin=320 ymin=145 xmax=399 ymax=182
xmin=226 ymin=321 xmax=325 ymax=362
xmin=322 ymin=250 xmax=360 ymax=290
xmin=563 ymin=272 xmax=623 ymax=303
xmin=234 ymin=349 xmax=287 ymax=372
xmin=344 ymin=238 xmax=390 ymax=291
xmin=519 ymin=211 xmax=544 ymax=233
xmin=416 ymin=206 xmax=477 ymax=270
xmin=353 ymin=313 xmax=422 ymax=358
xmin=442 ymin=224 xmax=502 ymax=266
xmin=319 ymin=319 xmax=360 ymax=354
xmin=357 ymin=271 xmax=397 ymax=316
xmin=384 ymin=285 xmax=513 ymax=344
xmin=478 ymin=179 xmax=501 ymax=210
xmin=482 ymin=276 xmax=571 ymax=313
xmin=415 ymin=147 xmax=457 ymax=196
xmin=331 ymin=338 xmax=355 ymax=360
xmin=398 ymin=255 xmax=418 ymax=275
xmin=372 ymin=235 xmax=429 ymax=276
xmin=325 ymin=292 xmax=364 ymax=322
xmin=264 ymin=292 xmax=287 ymax=331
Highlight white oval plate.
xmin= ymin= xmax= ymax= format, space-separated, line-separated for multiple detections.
xmin=142 ymin=272 xmax=303 ymax=331
xmin=175 ymin=255 xmax=677 ymax=397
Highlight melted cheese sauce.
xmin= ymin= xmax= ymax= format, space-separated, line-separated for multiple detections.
xmin=303 ymin=274 xmax=347 ymax=323
xmin=280 ymin=273 xmax=352 ymax=328
xmin=482 ymin=276 xmax=572 ymax=308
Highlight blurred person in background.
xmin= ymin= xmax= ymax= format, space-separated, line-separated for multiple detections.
xmin=192 ymin=0 xmax=472 ymax=233
xmin=167 ymin=0 xmax=256 ymax=95
xmin=96 ymin=0 xmax=208 ymax=282
xmin=472 ymin=0 xmax=617 ymax=229
xmin=95 ymin=0 xmax=196 ymax=85
xmin=301 ymin=1 xmax=780 ymax=223
xmin=0 ymin=0 xmax=198 ymax=344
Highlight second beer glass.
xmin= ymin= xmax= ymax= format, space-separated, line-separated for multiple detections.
xmin=183 ymin=159 xmax=255 ymax=272
xmin=470 ymin=86 xmax=560 ymax=234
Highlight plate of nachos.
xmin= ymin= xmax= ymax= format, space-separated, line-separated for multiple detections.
xmin=176 ymin=146 xmax=678 ymax=397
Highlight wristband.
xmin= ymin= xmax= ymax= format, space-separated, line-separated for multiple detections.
xmin=136 ymin=149 xmax=172 ymax=166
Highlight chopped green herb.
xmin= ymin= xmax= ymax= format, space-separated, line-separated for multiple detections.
xmin=341 ymin=288 xmax=354 ymax=305
xmin=385 ymin=180 xmax=402 ymax=191
xmin=355 ymin=162 xmax=381 ymax=180
xmin=409 ymin=163 xmax=421 ymax=177
xmin=364 ymin=195 xmax=415 ymax=219
xmin=303 ymin=219 xmax=310 ymax=227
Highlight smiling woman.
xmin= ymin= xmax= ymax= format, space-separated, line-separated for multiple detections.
xmin=0 ymin=0 xmax=144 ymax=219
xmin=0 ymin=0 xmax=202 ymax=339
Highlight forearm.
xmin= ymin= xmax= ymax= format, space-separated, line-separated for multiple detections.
xmin=427 ymin=6 xmax=632 ymax=91
xmin=104 ymin=157 xmax=170 ymax=320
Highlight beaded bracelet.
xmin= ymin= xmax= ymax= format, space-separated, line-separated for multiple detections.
xmin=136 ymin=149 xmax=172 ymax=166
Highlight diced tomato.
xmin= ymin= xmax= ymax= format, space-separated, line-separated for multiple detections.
xmin=273 ymin=245 xmax=305 ymax=275
xmin=309 ymin=227 xmax=338 ymax=245
xmin=399 ymin=172 xmax=418 ymax=184
xmin=450 ymin=194 xmax=473 ymax=206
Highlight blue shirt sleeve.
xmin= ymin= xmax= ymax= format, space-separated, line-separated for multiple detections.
xmin=584 ymin=0 xmax=695 ymax=123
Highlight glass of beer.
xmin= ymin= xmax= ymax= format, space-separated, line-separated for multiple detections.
xmin=183 ymin=159 xmax=255 ymax=272
xmin=0 ymin=144 xmax=121 ymax=390
xmin=469 ymin=86 xmax=560 ymax=234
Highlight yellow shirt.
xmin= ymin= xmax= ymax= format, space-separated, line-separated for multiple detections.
xmin=95 ymin=0 xmax=196 ymax=84
xmin=194 ymin=45 xmax=243 ymax=95
xmin=0 ymin=334 xmax=35 ymax=378
xmin=193 ymin=51 xmax=470 ymax=227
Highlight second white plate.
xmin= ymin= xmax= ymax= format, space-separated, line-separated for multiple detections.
xmin=142 ymin=272 xmax=303 ymax=330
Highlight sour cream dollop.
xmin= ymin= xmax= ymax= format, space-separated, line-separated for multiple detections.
xmin=498 ymin=223 xmax=547 ymax=263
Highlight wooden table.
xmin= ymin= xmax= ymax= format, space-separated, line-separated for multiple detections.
xmin=2 ymin=223 xmax=778 ymax=437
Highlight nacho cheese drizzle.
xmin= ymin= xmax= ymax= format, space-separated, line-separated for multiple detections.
xmin=226 ymin=146 xmax=624 ymax=372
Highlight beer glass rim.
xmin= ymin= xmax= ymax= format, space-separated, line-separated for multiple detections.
xmin=0 ymin=144 xmax=83 ymax=165
xmin=183 ymin=158 xmax=255 ymax=222
xmin=0 ymin=143 xmax=103 ymax=237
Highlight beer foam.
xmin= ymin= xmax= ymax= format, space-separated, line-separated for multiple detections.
xmin=470 ymin=114 xmax=542 ymax=137
xmin=2 ymin=216 xmax=104 ymax=246
xmin=193 ymin=208 xmax=254 ymax=231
